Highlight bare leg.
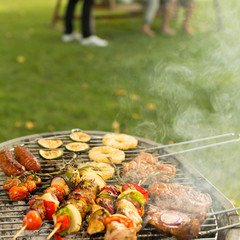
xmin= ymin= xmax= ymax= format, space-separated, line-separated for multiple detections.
xmin=142 ymin=0 xmax=159 ymax=37
xmin=183 ymin=0 xmax=195 ymax=34
xmin=142 ymin=23 xmax=156 ymax=37
xmin=161 ymin=0 xmax=177 ymax=35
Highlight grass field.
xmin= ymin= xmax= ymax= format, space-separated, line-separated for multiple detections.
xmin=1 ymin=0 xmax=240 ymax=204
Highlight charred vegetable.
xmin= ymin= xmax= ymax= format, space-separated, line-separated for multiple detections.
xmin=38 ymin=139 xmax=63 ymax=149
xmin=70 ymin=131 xmax=91 ymax=142
xmin=39 ymin=149 xmax=64 ymax=159
xmin=65 ymin=142 xmax=90 ymax=152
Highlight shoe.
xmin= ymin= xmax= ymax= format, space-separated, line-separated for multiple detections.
xmin=81 ymin=35 xmax=108 ymax=47
xmin=62 ymin=33 xmax=82 ymax=42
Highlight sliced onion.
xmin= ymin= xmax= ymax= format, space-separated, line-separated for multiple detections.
xmin=160 ymin=212 xmax=183 ymax=226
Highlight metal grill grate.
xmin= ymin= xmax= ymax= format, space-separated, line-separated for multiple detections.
xmin=0 ymin=130 xmax=235 ymax=240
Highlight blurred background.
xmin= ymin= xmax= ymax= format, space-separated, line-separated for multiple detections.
xmin=0 ymin=0 xmax=240 ymax=205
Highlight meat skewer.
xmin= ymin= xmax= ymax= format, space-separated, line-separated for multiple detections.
xmin=13 ymin=168 xmax=80 ymax=239
xmin=48 ymin=170 xmax=107 ymax=239
xmin=87 ymin=185 xmax=120 ymax=235
xmin=104 ymin=183 xmax=148 ymax=240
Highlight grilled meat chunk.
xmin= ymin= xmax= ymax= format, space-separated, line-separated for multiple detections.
xmin=122 ymin=152 xmax=176 ymax=184
xmin=104 ymin=221 xmax=137 ymax=240
xmin=146 ymin=204 xmax=207 ymax=240
xmin=148 ymin=182 xmax=212 ymax=213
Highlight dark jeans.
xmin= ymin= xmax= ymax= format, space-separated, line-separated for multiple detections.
xmin=65 ymin=0 xmax=94 ymax=38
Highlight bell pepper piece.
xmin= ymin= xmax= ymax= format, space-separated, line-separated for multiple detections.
xmin=104 ymin=215 xmax=134 ymax=229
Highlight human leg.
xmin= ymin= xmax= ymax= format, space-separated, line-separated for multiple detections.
xmin=161 ymin=0 xmax=177 ymax=35
xmin=62 ymin=0 xmax=82 ymax=42
xmin=81 ymin=0 xmax=108 ymax=47
xmin=181 ymin=0 xmax=195 ymax=34
xmin=65 ymin=0 xmax=79 ymax=34
xmin=142 ymin=0 xmax=160 ymax=37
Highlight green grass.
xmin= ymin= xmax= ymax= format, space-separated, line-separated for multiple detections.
xmin=1 ymin=0 xmax=240 ymax=205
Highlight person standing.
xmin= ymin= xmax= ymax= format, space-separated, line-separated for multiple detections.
xmin=142 ymin=0 xmax=176 ymax=37
xmin=62 ymin=0 xmax=108 ymax=47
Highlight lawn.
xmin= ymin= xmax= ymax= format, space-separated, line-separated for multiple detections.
xmin=0 ymin=0 xmax=240 ymax=204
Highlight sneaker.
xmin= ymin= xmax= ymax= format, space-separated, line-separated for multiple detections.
xmin=62 ymin=33 xmax=82 ymax=42
xmin=81 ymin=35 xmax=108 ymax=47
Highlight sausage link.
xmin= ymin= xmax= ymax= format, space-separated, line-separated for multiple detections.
xmin=14 ymin=146 xmax=41 ymax=172
xmin=0 ymin=149 xmax=26 ymax=176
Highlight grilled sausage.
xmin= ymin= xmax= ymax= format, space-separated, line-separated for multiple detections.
xmin=14 ymin=146 xmax=41 ymax=172
xmin=0 ymin=149 xmax=26 ymax=176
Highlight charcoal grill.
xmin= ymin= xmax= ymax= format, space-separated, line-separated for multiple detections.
xmin=0 ymin=130 xmax=239 ymax=240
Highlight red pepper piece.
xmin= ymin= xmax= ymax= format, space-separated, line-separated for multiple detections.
xmin=56 ymin=214 xmax=70 ymax=234
xmin=43 ymin=200 xmax=56 ymax=220
xmin=104 ymin=215 xmax=134 ymax=229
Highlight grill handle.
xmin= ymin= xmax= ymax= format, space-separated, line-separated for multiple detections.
xmin=131 ymin=133 xmax=240 ymax=158
xmin=200 ymin=222 xmax=240 ymax=235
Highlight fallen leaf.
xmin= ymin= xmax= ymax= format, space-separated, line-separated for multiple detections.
xmin=168 ymin=140 xmax=174 ymax=145
xmin=130 ymin=93 xmax=139 ymax=100
xmin=25 ymin=121 xmax=35 ymax=129
xmin=16 ymin=56 xmax=25 ymax=63
xmin=147 ymin=103 xmax=156 ymax=110
xmin=114 ymin=89 xmax=126 ymax=96
xmin=132 ymin=113 xmax=140 ymax=119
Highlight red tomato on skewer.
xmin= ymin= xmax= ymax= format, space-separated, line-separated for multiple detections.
xmin=23 ymin=210 xmax=42 ymax=230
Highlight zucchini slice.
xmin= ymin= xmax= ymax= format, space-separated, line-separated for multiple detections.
xmin=39 ymin=149 xmax=63 ymax=159
xmin=65 ymin=142 xmax=90 ymax=152
xmin=38 ymin=138 xmax=63 ymax=149
xmin=70 ymin=131 xmax=91 ymax=142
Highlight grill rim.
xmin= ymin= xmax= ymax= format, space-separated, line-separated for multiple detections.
xmin=0 ymin=130 xmax=239 ymax=240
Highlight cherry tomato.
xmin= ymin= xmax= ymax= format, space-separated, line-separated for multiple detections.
xmin=26 ymin=175 xmax=42 ymax=185
xmin=56 ymin=214 xmax=70 ymax=233
xmin=104 ymin=215 xmax=134 ymax=229
xmin=45 ymin=185 xmax=65 ymax=202
xmin=23 ymin=210 xmax=42 ymax=230
xmin=9 ymin=185 xmax=28 ymax=201
xmin=122 ymin=183 xmax=149 ymax=204
xmin=23 ymin=180 xmax=37 ymax=193
xmin=3 ymin=178 xmax=21 ymax=191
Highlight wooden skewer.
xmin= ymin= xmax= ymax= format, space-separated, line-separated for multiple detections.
xmin=13 ymin=224 xmax=27 ymax=240
xmin=47 ymin=223 xmax=62 ymax=240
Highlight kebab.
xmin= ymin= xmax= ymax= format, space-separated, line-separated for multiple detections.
xmin=14 ymin=167 xmax=80 ymax=239
xmin=48 ymin=169 xmax=107 ymax=238
xmin=87 ymin=185 xmax=120 ymax=235
xmin=104 ymin=183 xmax=148 ymax=240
